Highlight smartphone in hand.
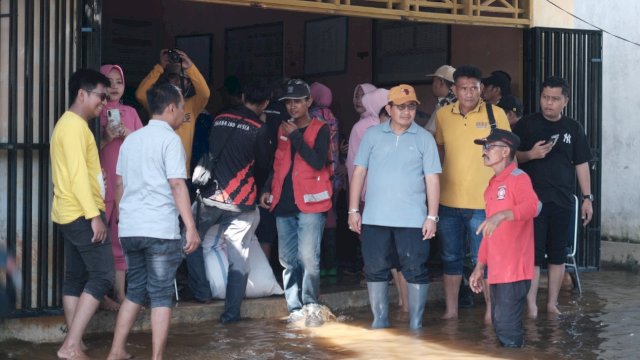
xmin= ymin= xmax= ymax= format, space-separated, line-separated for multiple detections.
xmin=547 ymin=134 xmax=560 ymax=147
xmin=107 ymin=109 xmax=121 ymax=129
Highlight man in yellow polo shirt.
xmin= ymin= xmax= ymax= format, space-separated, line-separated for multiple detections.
xmin=435 ymin=65 xmax=511 ymax=324
xmin=51 ymin=69 xmax=115 ymax=360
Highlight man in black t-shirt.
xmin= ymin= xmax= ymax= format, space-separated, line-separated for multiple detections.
xmin=513 ymin=76 xmax=593 ymax=318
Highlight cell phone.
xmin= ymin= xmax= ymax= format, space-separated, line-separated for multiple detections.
xmin=547 ymin=134 xmax=559 ymax=146
xmin=287 ymin=118 xmax=294 ymax=123
xmin=107 ymin=109 xmax=121 ymax=128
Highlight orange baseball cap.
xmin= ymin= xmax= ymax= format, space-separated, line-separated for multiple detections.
xmin=388 ymin=84 xmax=421 ymax=105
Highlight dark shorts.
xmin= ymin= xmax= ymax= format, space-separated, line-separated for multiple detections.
xmin=121 ymin=237 xmax=183 ymax=308
xmin=58 ymin=213 xmax=115 ymax=300
xmin=361 ymin=225 xmax=430 ymax=284
xmin=534 ymin=201 xmax=574 ymax=266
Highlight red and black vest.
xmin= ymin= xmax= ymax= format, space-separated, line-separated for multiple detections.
xmin=270 ymin=118 xmax=332 ymax=213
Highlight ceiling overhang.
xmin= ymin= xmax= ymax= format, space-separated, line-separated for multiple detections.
xmin=188 ymin=0 xmax=532 ymax=28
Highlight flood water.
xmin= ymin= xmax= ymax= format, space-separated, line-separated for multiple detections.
xmin=2 ymin=269 xmax=638 ymax=359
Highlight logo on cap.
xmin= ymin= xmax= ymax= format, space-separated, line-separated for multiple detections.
xmin=402 ymin=89 xmax=410 ymax=95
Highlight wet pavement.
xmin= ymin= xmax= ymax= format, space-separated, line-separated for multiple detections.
xmin=1 ymin=269 xmax=638 ymax=359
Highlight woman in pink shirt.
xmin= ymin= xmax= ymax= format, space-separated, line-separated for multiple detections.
xmin=99 ymin=64 xmax=143 ymax=309
xmin=346 ymin=87 xmax=388 ymax=184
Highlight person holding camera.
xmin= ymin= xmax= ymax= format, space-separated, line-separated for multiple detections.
xmin=135 ymin=48 xmax=210 ymax=176
xmin=99 ymin=64 xmax=144 ymax=311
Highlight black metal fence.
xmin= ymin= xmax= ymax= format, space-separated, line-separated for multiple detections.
xmin=524 ymin=27 xmax=603 ymax=270
xmin=1 ymin=0 xmax=101 ymax=317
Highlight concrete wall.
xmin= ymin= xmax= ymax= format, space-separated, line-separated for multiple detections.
xmin=532 ymin=0 xmax=575 ymax=28
xmin=527 ymin=0 xmax=640 ymax=241
xmin=574 ymin=1 xmax=640 ymax=241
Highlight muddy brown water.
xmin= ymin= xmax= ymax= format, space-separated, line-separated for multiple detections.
xmin=1 ymin=269 xmax=638 ymax=359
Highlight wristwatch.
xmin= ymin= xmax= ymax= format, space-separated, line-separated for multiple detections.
xmin=582 ymin=194 xmax=594 ymax=202
xmin=427 ymin=215 xmax=439 ymax=223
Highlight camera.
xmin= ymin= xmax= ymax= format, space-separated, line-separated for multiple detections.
xmin=167 ymin=49 xmax=181 ymax=64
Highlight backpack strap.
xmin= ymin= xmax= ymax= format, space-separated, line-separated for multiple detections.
xmin=486 ymin=102 xmax=497 ymax=129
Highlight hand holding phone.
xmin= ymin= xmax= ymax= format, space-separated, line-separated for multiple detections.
xmin=106 ymin=109 xmax=126 ymax=138
xmin=546 ymin=134 xmax=560 ymax=147
xmin=107 ymin=109 xmax=121 ymax=129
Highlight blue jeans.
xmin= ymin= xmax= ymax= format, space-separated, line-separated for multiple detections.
xmin=439 ymin=205 xmax=485 ymax=275
xmin=120 ymin=237 xmax=183 ymax=308
xmin=276 ymin=212 xmax=326 ymax=312
xmin=361 ymin=225 xmax=430 ymax=284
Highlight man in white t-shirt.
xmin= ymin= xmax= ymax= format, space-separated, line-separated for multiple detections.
xmin=107 ymin=83 xmax=200 ymax=360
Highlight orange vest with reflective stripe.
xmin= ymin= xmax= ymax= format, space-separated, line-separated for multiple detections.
xmin=270 ymin=118 xmax=332 ymax=213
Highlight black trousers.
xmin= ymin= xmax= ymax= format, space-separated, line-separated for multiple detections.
xmin=490 ymin=280 xmax=531 ymax=347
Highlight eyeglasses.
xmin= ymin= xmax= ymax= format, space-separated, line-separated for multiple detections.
xmin=86 ymin=90 xmax=108 ymax=102
xmin=482 ymin=143 xmax=509 ymax=151
xmin=392 ymin=103 xmax=418 ymax=111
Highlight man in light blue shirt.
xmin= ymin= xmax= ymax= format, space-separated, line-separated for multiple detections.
xmin=108 ymin=83 xmax=200 ymax=360
xmin=348 ymin=84 xmax=441 ymax=330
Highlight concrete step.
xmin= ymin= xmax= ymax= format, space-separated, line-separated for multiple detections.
xmin=1 ymin=281 xmax=444 ymax=343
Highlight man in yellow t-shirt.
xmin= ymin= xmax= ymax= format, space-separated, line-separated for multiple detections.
xmin=135 ymin=49 xmax=210 ymax=175
xmin=51 ymin=69 xmax=115 ymax=360
xmin=435 ymin=65 xmax=511 ymax=324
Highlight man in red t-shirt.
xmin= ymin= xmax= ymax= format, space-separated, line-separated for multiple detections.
xmin=470 ymin=129 xmax=540 ymax=347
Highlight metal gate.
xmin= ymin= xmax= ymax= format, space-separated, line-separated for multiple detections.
xmin=1 ymin=0 xmax=102 ymax=318
xmin=524 ymin=27 xmax=603 ymax=270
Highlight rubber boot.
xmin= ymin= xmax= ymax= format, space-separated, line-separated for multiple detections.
xmin=408 ymin=283 xmax=429 ymax=330
xmin=367 ymin=282 xmax=390 ymax=329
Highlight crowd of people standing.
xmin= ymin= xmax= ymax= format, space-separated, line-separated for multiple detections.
xmin=49 ymin=46 xmax=593 ymax=358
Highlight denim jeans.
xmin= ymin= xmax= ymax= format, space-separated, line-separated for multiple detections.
xmin=361 ymin=225 xmax=430 ymax=284
xmin=58 ymin=213 xmax=114 ymax=300
xmin=439 ymin=205 xmax=485 ymax=275
xmin=191 ymin=202 xmax=258 ymax=321
xmin=120 ymin=236 xmax=183 ymax=308
xmin=276 ymin=212 xmax=326 ymax=312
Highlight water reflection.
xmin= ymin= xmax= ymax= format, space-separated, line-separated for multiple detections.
xmin=1 ymin=270 xmax=638 ymax=359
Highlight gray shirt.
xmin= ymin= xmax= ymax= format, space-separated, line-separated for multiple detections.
xmin=355 ymin=121 xmax=441 ymax=228
xmin=117 ymin=120 xmax=187 ymax=239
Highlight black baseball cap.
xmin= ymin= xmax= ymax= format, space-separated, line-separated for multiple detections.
xmin=279 ymin=79 xmax=311 ymax=100
xmin=474 ymin=128 xmax=520 ymax=152
xmin=497 ymin=95 xmax=523 ymax=117
xmin=482 ymin=70 xmax=512 ymax=95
